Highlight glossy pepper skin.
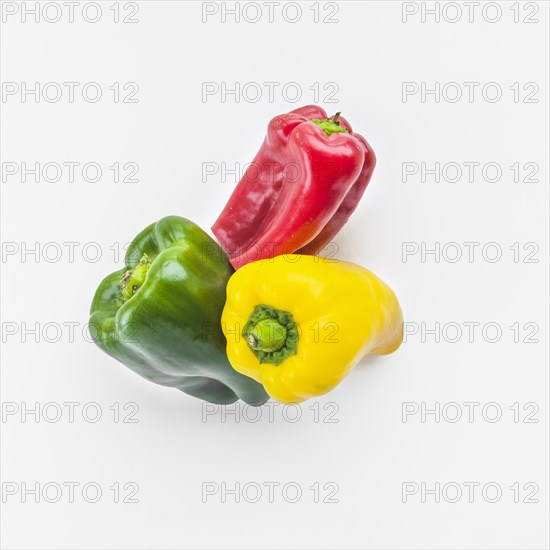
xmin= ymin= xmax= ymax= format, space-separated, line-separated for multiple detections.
xmin=221 ymin=255 xmax=403 ymax=403
xmin=89 ymin=216 xmax=269 ymax=406
xmin=212 ymin=105 xmax=376 ymax=269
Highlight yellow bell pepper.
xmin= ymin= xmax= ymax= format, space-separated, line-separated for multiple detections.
xmin=221 ymin=255 xmax=403 ymax=403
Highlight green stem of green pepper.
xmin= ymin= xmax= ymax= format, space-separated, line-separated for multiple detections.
xmin=118 ymin=254 xmax=152 ymax=305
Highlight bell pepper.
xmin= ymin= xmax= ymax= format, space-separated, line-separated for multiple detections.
xmin=89 ymin=216 xmax=269 ymax=406
xmin=212 ymin=105 xmax=376 ymax=269
xmin=221 ymin=255 xmax=403 ymax=403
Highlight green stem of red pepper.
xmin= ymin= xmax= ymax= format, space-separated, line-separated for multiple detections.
xmin=310 ymin=112 xmax=349 ymax=137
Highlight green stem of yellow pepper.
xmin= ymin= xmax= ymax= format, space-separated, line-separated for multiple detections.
xmin=242 ymin=304 xmax=299 ymax=366
xmin=247 ymin=319 xmax=287 ymax=352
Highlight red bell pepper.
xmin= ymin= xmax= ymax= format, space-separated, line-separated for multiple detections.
xmin=211 ymin=105 xmax=376 ymax=268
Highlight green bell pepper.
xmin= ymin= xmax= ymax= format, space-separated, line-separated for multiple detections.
xmin=89 ymin=216 xmax=269 ymax=406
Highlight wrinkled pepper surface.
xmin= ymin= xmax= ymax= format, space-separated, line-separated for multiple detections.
xmin=212 ymin=105 xmax=376 ymax=269
xmin=221 ymin=255 xmax=403 ymax=403
xmin=89 ymin=216 xmax=269 ymax=406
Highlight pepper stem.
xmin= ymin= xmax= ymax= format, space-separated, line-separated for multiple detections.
xmin=309 ymin=112 xmax=349 ymax=137
xmin=242 ymin=305 xmax=299 ymax=365
xmin=246 ymin=318 xmax=287 ymax=352
xmin=117 ymin=254 xmax=152 ymax=306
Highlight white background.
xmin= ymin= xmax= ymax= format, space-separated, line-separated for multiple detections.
xmin=1 ymin=1 xmax=549 ymax=549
